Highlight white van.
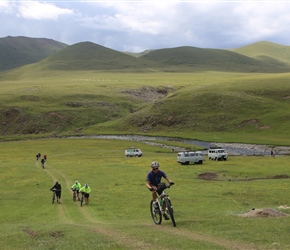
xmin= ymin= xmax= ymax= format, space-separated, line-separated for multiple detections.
xmin=125 ymin=148 xmax=143 ymax=157
xmin=208 ymin=148 xmax=228 ymax=161
xmin=177 ymin=151 xmax=205 ymax=165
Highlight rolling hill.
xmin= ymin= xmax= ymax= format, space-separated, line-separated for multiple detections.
xmin=0 ymin=36 xmax=68 ymax=71
xmin=140 ymin=45 xmax=290 ymax=72
xmin=1 ymin=36 xmax=290 ymax=72
xmin=232 ymin=41 xmax=290 ymax=66
xmin=37 ymin=41 xmax=160 ymax=71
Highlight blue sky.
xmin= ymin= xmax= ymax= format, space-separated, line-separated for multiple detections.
xmin=1 ymin=0 xmax=290 ymax=52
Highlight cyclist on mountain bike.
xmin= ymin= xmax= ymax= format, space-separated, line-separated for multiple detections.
xmin=146 ymin=161 xmax=174 ymax=220
xmin=71 ymin=180 xmax=81 ymax=201
xmin=79 ymin=183 xmax=91 ymax=204
xmin=50 ymin=181 xmax=62 ymax=204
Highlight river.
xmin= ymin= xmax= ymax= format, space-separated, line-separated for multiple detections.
xmin=69 ymin=135 xmax=290 ymax=156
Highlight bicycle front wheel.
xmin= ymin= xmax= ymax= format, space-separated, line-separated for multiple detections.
xmin=150 ymin=200 xmax=162 ymax=225
xmin=73 ymin=192 xmax=76 ymax=202
xmin=165 ymin=199 xmax=176 ymax=227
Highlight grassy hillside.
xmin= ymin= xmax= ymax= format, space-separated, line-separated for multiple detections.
xmin=232 ymin=41 xmax=290 ymax=66
xmin=0 ymin=36 xmax=68 ymax=71
xmin=2 ymin=37 xmax=290 ymax=73
xmin=1 ymin=68 xmax=290 ymax=145
xmin=27 ymin=42 xmax=161 ymax=71
xmin=141 ymin=46 xmax=290 ymax=72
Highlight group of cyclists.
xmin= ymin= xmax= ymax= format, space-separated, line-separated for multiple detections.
xmin=48 ymin=160 xmax=174 ymax=223
xmin=50 ymin=181 xmax=91 ymax=205
xmin=36 ymin=153 xmax=47 ymax=169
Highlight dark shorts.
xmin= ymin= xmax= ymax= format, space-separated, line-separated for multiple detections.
xmin=84 ymin=193 xmax=90 ymax=198
xmin=56 ymin=191 xmax=61 ymax=198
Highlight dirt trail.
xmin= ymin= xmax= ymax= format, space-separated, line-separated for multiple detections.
xmin=39 ymin=161 xmax=165 ymax=250
xmin=38 ymin=161 xmax=259 ymax=250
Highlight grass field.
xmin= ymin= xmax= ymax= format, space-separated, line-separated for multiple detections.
xmin=1 ymin=70 xmax=290 ymax=146
xmin=1 ymin=138 xmax=290 ymax=249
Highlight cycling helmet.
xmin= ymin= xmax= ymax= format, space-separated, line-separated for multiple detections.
xmin=75 ymin=180 xmax=78 ymax=184
xmin=55 ymin=181 xmax=59 ymax=185
xmin=151 ymin=161 xmax=159 ymax=168
xmin=85 ymin=183 xmax=88 ymax=187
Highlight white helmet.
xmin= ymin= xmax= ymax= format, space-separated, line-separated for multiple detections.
xmin=75 ymin=180 xmax=78 ymax=184
xmin=151 ymin=161 xmax=160 ymax=168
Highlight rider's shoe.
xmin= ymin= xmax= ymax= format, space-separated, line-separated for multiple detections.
xmin=163 ymin=213 xmax=170 ymax=220
xmin=154 ymin=202 xmax=159 ymax=210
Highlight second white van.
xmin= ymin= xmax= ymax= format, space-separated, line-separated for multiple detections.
xmin=208 ymin=148 xmax=228 ymax=161
xmin=177 ymin=151 xmax=205 ymax=165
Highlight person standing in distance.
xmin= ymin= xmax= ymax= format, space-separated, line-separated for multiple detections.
xmin=146 ymin=161 xmax=174 ymax=220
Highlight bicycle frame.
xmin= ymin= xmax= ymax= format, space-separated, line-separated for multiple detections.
xmin=150 ymin=183 xmax=176 ymax=227
xmin=51 ymin=189 xmax=56 ymax=204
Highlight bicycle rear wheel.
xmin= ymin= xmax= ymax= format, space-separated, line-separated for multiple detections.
xmin=52 ymin=192 xmax=55 ymax=204
xmin=165 ymin=199 xmax=176 ymax=227
xmin=150 ymin=200 xmax=162 ymax=225
xmin=80 ymin=195 xmax=84 ymax=207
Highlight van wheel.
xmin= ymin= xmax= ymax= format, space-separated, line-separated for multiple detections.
xmin=199 ymin=160 xmax=203 ymax=164
xmin=186 ymin=161 xmax=189 ymax=165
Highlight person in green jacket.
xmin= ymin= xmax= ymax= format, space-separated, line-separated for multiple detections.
xmin=79 ymin=183 xmax=91 ymax=205
xmin=71 ymin=180 xmax=81 ymax=201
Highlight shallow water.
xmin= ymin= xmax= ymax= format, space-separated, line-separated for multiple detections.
xmin=68 ymin=135 xmax=290 ymax=156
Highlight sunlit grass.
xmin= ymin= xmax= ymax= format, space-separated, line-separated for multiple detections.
xmin=1 ymin=138 xmax=290 ymax=249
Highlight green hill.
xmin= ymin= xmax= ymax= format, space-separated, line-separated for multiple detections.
xmin=0 ymin=36 xmax=68 ymax=71
xmin=141 ymin=46 xmax=290 ymax=72
xmin=37 ymin=42 xmax=159 ymax=71
xmin=232 ymin=41 xmax=290 ymax=66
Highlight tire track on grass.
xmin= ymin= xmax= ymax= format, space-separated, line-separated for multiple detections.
xmin=143 ymin=222 xmax=257 ymax=250
xmin=44 ymin=163 xmax=164 ymax=250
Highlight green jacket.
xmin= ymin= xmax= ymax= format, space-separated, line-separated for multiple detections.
xmin=80 ymin=186 xmax=91 ymax=193
xmin=71 ymin=183 xmax=81 ymax=190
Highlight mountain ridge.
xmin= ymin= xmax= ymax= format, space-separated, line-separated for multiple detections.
xmin=1 ymin=36 xmax=290 ymax=72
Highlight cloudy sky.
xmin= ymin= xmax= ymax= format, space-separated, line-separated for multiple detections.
xmin=1 ymin=0 xmax=290 ymax=52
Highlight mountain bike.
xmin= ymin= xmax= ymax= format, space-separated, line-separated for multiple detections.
xmin=150 ymin=182 xmax=176 ymax=227
xmin=80 ymin=192 xmax=89 ymax=207
xmin=72 ymin=188 xmax=77 ymax=202
xmin=51 ymin=188 xmax=57 ymax=204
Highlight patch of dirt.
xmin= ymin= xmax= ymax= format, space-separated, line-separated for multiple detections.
xmin=238 ymin=118 xmax=270 ymax=130
xmin=239 ymin=208 xmax=288 ymax=218
xmin=49 ymin=231 xmax=64 ymax=238
xmin=122 ymin=86 xmax=174 ymax=102
xmin=20 ymin=95 xmax=41 ymax=101
xmin=198 ymin=172 xmax=218 ymax=180
xmin=198 ymin=172 xmax=290 ymax=181
xmin=22 ymin=228 xmax=37 ymax=237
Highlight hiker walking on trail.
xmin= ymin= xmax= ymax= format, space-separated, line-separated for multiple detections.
xmin=41 ymin=158 xmax=45 ymax=169
xmin=50 ymin=181 xmax=62 ymax=203
xmin=36 ymin=153 xmax=41 ymax=161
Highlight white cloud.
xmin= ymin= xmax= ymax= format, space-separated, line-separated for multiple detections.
xmin=17 ymin=1 xmax=73 ymax=20
xmin=1 ymin=1 xmax=290 ymax=52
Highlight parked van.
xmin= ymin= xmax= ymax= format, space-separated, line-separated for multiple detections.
xmin=177 ymin=151 xmax=205 ymax=165
xmin=125 ymin=148 xmax=143 ymax=157
xmin=208 ymin=148 xmax=228 ymax=161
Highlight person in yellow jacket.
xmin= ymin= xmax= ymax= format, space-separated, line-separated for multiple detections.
xmin=79 ymin=183 xmax=91 ymax=205
xmin=71 ymin=180 xmax=81 ymax=201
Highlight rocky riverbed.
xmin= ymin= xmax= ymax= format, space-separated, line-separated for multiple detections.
xmin=70 ymin=135 xmax=290 ymax=156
